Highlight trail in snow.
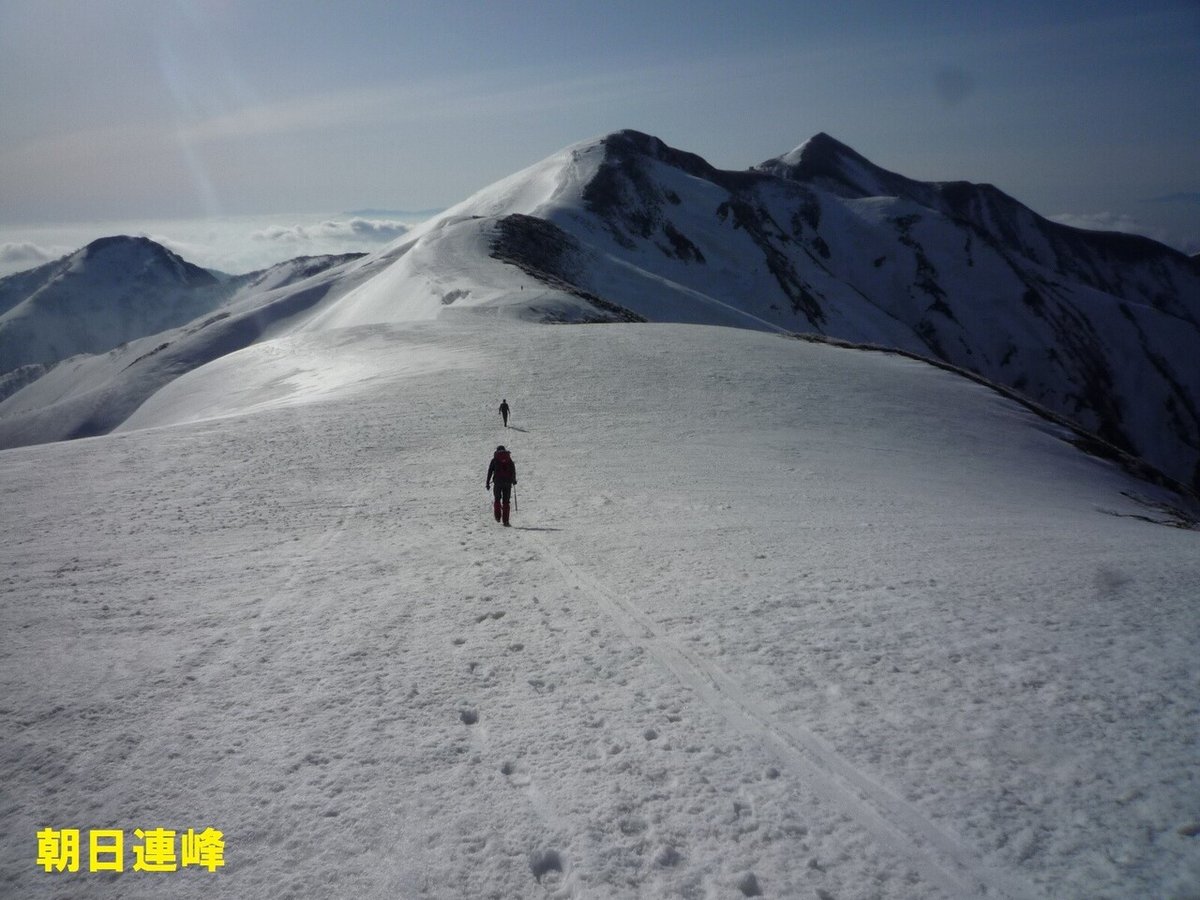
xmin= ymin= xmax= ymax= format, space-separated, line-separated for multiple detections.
xmin=538 ymin=541 xmax=1038 ymax=900
xmin=3 ymin=319 xmax=1198 ymax=899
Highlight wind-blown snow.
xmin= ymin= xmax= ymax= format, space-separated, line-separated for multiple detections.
xmin=3 ymin=317 xmax=1197 ymax=899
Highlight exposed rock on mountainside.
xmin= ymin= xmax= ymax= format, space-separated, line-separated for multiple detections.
xmin=519 ymin=131 xmax=1200 ymax=492
xmin=490 ymin=214 xmax=645 ymax=323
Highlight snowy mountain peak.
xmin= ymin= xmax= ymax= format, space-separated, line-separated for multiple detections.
xmin=0 ymin=236 xmax=358 ymax=378
xmin=73 ymin=235 xmax=218 ymax=288
xmin=596 ymin=129 xmax=725 ymax=181
xmin=760 ymin=131 xmax=863 ymax=174
xmin=520 ymin=130 xmax=1200 ymax=491
xmin=754 ymin=132 xmax=932 ymax=204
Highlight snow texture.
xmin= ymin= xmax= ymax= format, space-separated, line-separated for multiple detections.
xmin=2 ymin=317 xmax=1198 ymax=900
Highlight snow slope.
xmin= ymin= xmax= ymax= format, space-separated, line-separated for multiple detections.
xmin=0 ymin=249 xmax=380 ymax=445
xmin=3 ymin=317 xmax=1197 ymax=899
xmin=0 ymin=236 xmax=226 ymax=373
xmin=513 ymin=131 xmax=1200 ymax=493
xmin=5 ymin=131 xmax=1197 ymax=498
xmin=0 ymin=213 xmax=609 ymax=448
xmin=0 ymin=235 xmax=363 ymax=385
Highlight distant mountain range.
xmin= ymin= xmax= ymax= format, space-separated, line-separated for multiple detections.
xmin=0 ymin=237 xmax=361 ymax=381
xmin=1 ymin=130 xmax=1197 ymax=494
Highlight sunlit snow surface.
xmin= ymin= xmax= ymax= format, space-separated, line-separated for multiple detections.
xmin=2 ymin=318 xmax=1198 ymax=899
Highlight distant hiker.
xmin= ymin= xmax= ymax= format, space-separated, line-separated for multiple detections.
xmin=499 ymin=399 xmax=510 ymax=428
xmin=486 ymin=445 xmax=517 ymax=526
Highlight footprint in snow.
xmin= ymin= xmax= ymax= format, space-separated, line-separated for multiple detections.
xmin=529 ymin=848 xmax=563 ymax=884
xmin=654 ymin=845 xmax=681 ymax=867
xmin=736 ymin=871 xmax=763 ymax=897
xmin=618 ymin=815 xmax=647 ymax=836
xmin=499 ymin=760 xmax=531 ymax=787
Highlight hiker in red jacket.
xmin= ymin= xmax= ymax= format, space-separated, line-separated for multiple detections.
xmin=486 ymin=445 xmax=517 ymax=526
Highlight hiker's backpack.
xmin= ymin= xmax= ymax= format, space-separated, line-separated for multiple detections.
xmin=494 ymin=451 xmax=515 ymax=482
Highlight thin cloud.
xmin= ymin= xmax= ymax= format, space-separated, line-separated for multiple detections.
xmin=0 ymin=65 xmax=667 ymax=189
xmin=0 ymin=213 xmax=424 ymax=280
xmin=1050 ymin=211 xmax=1153 ymax=235
xmin=0 ymin=242 xmax=68 ymax=277
xmin=1048 ymin=211 xmax=1198 ymax=254
xmin=250 ymin=218 xmax=409 ymax=244
xmin=175 ymin=214 xmax=417 ymax=273
xmin=176 ymin=66 xmax=681 ymax=142
xmin=1145 ymin=192 xmax=1200 ymax=205
xmin=344 ymin=218 xmax=410 ymax=239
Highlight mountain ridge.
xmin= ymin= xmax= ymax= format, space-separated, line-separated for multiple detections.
xmin=1 ymin=130 xmax=1197 ymax=493
xmin=520 ymin=130 xmax=1200 ymax=490
xmin=0 ymin=236 xmax=363 ymax=380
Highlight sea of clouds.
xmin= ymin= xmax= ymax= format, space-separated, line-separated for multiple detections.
xmin=3 ymin=204 xmax=1194 ymax=283
xmin=0 ymin=211 xmax=431 ymax=279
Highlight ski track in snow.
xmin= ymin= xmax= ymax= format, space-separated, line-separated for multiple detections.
xmin=538 ymin=540 xmax=1036 ymax=900
xmin=3 ymin=320 xmax=1199 ymax=899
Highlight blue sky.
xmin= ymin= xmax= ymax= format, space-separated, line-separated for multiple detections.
xmin=0 ymin=0 xmax=1197 ymax=273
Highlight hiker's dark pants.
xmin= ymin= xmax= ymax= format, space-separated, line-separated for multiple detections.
xmin=492 ymin=482 xmax=512 ymax=505
xmin=491 ymin=481 xmax=513 ymax=524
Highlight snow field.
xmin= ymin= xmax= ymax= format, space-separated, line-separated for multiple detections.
xmin=2 ymin=318 xmax=1198 ymax=899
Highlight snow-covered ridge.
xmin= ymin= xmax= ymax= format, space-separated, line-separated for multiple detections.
xmin=491 ymin=129 xmax=1200 ymax=492
xmin=0 ymin=236 xmax=363 ymax=379
xmin=1 ymin=130 xmax=1197 ymax=495
xmin=0 ymin=236 xmax=223 ymax=373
